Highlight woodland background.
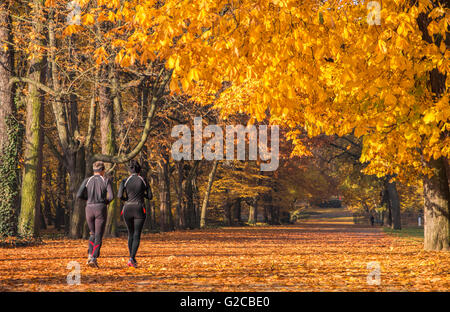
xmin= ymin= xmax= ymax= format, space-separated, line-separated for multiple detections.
xmin=0 ymin=0 xmax=448 ymax=253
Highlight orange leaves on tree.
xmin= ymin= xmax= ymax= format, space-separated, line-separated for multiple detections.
xmin=94 ymin=47 xmax=109 ymax=65
xmin=62 ymin=24 xmax=83 ymax=37
xmin=82 ymin=13 xmax=95 ymax=26
xmin=66 ymin=0 xmax=450 ymax=182
xmin=44 ymin=0 xmax=56 ymax=7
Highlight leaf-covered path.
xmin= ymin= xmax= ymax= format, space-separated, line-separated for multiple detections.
xmin=0 ymin=215 xmax=448 ymax=291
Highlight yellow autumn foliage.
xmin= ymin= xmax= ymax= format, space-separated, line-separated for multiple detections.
xmin=68 ymin=0 xmax=448 ymax=182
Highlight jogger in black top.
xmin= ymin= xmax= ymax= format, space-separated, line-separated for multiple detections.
xmin=118 ymin=160 xmax=152 ymax=268
xmin=77 ymin=161 xmax=114 ymax=268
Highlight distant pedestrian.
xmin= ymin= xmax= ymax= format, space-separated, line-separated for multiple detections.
xmin=370 ymin=215 xmax=375 ymax=226
xmin=118 ymin=160 xmax=152 ymax=268
xmin=76 ymin=161 xmax=114 ymax=268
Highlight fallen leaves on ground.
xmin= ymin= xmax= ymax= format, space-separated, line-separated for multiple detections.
xmin=0 ymin=222 xmax=448 ymax=292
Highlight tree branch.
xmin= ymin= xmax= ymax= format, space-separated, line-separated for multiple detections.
xmin=9 ymin=76 xmax=58 ymax=96
xmin=84 ymin=93 xmax=97 ymax=151
xmin=44 ymin=131 xmax=66 ymax=167
xmin=328 ymin=142 xmax=360 ymax=160
xmin=92 ymin=80 xmax=163 ymax=163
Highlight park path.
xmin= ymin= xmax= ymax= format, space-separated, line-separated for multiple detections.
xmin=0 ymin=208 xmax=448 ymax=291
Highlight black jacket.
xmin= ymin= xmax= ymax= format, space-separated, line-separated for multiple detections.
xmin=118 ymin=174 xmax=152 ymax=204
xmin=76 ymin=174 xmax=114 ymax=205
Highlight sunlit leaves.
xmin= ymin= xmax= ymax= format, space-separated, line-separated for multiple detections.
xmin=94 ymin=47 xmax=108 ymax=65
xmin=60 ymin=0 xmax=449 ymax=182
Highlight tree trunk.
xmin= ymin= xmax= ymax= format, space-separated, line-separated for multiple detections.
xmin=176 ymin=160 xmax=186 ymax=229
xmin=263 ymin=201 xmax=269 ymax=224
xmin=18 ymin=0 xmax=45 ymax=237
xmin=18 ymin=66 xmax=44 ymax=237
xmin=43 ymin=193 xmax=51 ymax=228
xmin=271 ymin=181 xmax=281 ymax=225
xmin=271 ymin=205 xmax=280 ymax=225
xmin=158 ymin=153 xmax=173 ymax=232
xmin=145 ymin=199 xmax=156 ymax=231
xmin=263 ymin=193 xmax=273 ymax=224
xmin=381 ymin=189 xmax=392 ymax=227
xmin=66 ymin=90 xmax=89 ymax=239
xmin=0 ymin=2 xmax=14 ymax=153
xmin=48 ymin=11 xmax=71 ymax=234
xmin=384 ymin=205 xmax=392 ymax=227
xmin=49 ymin=17 xmax=91 ymax=239
xmin=138 ymin=81 xmax=154 ymax=231
xmin=386 ymin=180 xmax=401 ymax=230
xmin=182 ymin=179 xmax=194 ymax=228
xmin=150 ymin=199 xmax=157 ymax=230
xmin=200 ymin=160 xmax=219 ymax=228
xmin=192 ymin=175 xmax=200 ymax=228
xmin=68 ymin=149 xmax=87 ymax=238
xmin=248 ymin=199 xmax=258 ymax=225
xmin=99 ymin=70 xmax=118 ymax=237
xmin=233 ymin=197 xmax=242 ymax=225
xmin=43 ymin=168 xmax=54 ymax=227
xmin=415 ymin=0 xmax=450 ymax=251
xmin=179 ymin=161 xmax=200 ymax=229
xmin=54 ymin=162 xmax=66 ymax=231
xmin=182 ymin=177 xmax=196 ymax=229
xmin=0 ymin=2 xmax=20 ymax=237
xmin=224 ymin=200 xmax=233 ymax=226
xmin=39 ymin=205 xmax=46 ymax=230
xmin=112 ymin=70 xmax=128 ymax=154
xmin=423 ymin=158 xmax=450 ymax=251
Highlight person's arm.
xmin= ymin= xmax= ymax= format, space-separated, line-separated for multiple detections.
xmin=105 ymin=177 xmax=114 ymax=204
xmin=118 ymin=179 xmax=128 ymax=201
xmin=144 ymin=177 xmax=152 ymax=200
xmin=76 ymin=178 xmax=88 ymax=200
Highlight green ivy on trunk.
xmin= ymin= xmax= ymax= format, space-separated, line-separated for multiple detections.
xmin=0 ymin=116 xmax=23 ymax=237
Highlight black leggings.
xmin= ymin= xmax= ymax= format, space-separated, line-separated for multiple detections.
xmin=86 ymin=204 xmax=107 ymax=259
xmin=122 ymin=203 xmax=146 ymax=260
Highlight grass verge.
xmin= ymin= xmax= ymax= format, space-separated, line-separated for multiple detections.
xmin=383 ymin=226 xmax=424 ymax=240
